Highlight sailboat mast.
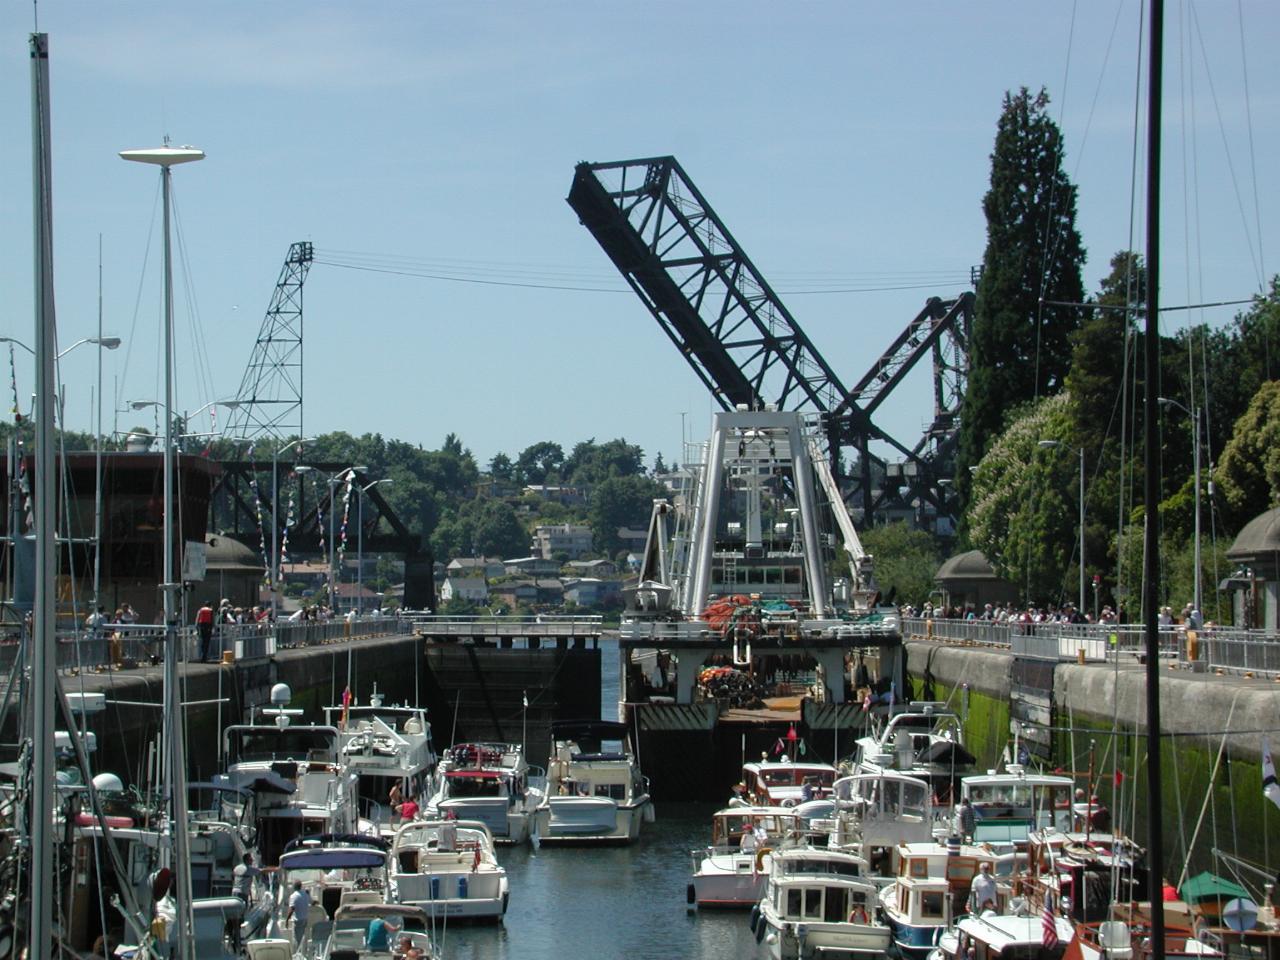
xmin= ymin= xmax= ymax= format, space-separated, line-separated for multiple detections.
xmin=29 ymin=30 xmax=57 ymax=955
xmin=1143 ymin=0 xmax=1167 ymax=956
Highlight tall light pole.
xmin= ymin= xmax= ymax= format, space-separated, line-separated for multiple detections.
xmin=270 ymin=437 xmax=315 ymax=620
xmin=1159 ymin=397 xmax=1202 ymax=614
xmin=357 ymin=478 xmax=393 ymax=615
xmin=120 ymin=139 xmax=204 ymax=960
xmin=1038 ymin=440 xmax=1086 ymax=614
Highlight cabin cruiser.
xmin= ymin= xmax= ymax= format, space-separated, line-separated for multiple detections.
xmin=1020 ymin=827 xmax=1148 ymax=924
xmin=534 ymin=720 xmax=654 ymax=843
xmin=928 ymin=911 xmax=1075 ymax=960
xmin=424 ymin=741 xmax=547 ymax=845
xmin=879 ymin=839 xmax=1018 ymax=958
xmin=961 ymin=765 xmax=1075 ymax=834
xmin=306 ymin=903 xmax=439 ymax=959
xmin=753 ymin=846 xmax=890 ymax=959
xmin=324 ymin=685 xmax=437 ymax=832
xmin=852 ymin=702 xmax=974 ymax=801
xmin=737 ymin=756 xmax=838 ymax=808
xmin=214 ymin=684 xmax=359 ymax=865
xmin=688 ymin=805 xmax=804 ymax=908
xmin=389 ymin=817 xmax=509 ymax=922
xmin=828 ymin=770 xmax=940 ymax=879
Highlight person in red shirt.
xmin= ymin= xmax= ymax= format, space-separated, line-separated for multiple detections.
xmin=195 ymin=602 xmax=215 ymax=661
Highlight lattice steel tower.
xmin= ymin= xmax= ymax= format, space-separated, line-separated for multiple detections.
xmin=226 ymin=241 xmax=313 ymax=441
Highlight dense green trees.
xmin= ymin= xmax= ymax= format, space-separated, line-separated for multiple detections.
xmin=957 ymin=87 xmax=1087 ymax=512
xmin=588 ymin=474 xmax=667 ymax=557
xmin=858 ymin=523 xmax=942 ymax=607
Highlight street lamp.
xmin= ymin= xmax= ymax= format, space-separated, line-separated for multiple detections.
xmin=270 ymin=437 xmax=316 ymax=620
xmin=1158 ymin=397 xmax=1202 ymax=615
xmin=0 ymin=334 xmax=122 ymax=359
xmin=120 ymin=139 xmax=204 ymax=959
xmin=1038 ymin=440 xmax=1086 ymax=615
xmin=357 ymin=478 xmax=393 ymax=615
xmin=128 ymin=398 xmax=241 ymax=450
xmin=296 ymin=465 xmax=364 ymax=610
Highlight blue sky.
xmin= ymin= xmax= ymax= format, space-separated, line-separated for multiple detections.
xmin=2 ymin=2 xmax=1276 ymax=472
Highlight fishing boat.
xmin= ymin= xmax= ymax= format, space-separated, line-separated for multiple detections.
xmin=388 ymin=817 xmax=510 ymax=922
xmin=688 ymin=805 xmax=804 ymax=908
xmin=534 ymin=719 xmax=654 ymax=843
xmin=753 ymin=846 xmax=890 ymax=959
xmin=215 ymin=683 xmax=360 ymax=866
xmin=323 ymin=685 xmax=437 ymax=832
xmin=424 ymin=741 xmax=547 ymax=845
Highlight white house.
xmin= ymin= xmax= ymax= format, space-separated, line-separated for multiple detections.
xmin=531 ymin=524 xmax=594 ymax=560
xmin=440 ymin=576 xmax=488 ymax=603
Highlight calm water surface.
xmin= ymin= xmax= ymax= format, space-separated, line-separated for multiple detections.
xmin=433 ymin=637 xmax=759 ymax=960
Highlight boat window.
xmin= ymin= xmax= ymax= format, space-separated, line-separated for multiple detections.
xmin=762 ymin=771 xmax=793 ymax=786
xmin=594 ymin=783 xmax=626 ymax=801
xmin=804 ymin=888 xmax=822 ymax=919
xmin=910 ymin=859 xmax=928 ymax=878
xmin=946 ymin=859 xmax=976 ymax=881
xmin=787 ymin=889 xmax=803 ymax=916
xmin=920 ymin=891 xmax=946 ymax=919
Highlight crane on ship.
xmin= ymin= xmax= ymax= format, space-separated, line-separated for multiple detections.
xmin=566 ymin=155 xmax=971 ymax=532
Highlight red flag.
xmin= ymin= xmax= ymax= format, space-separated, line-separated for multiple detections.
xmin=1042 ymin=899 xmax=1059 ymax=949
xmin=1114 ymin=769 xmax=1125 ymax=788
xmin=786 ymin=725 xmax=798 ymax=743
xmin=341 ymin=686 xmax=352 ymax=729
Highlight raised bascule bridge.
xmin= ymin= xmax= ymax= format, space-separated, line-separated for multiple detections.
xmin=566 ymin=156 xmax=975 ymax=798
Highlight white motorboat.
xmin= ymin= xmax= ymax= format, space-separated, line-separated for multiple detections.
xmin=852 ymin=701 xmax=975 ymax=800
xmin=753 ymin=846 xmax=890 ymax=959
xmin=389 ymin=817 xmax=509 ymax=922
xmin=324 ymin=687 xmax=438 ymax=832
xmin=879 ymin=840 xmax=1018 ymax=959
xmin=688 ymin=805 xmax=804 ymax=908
xmin=214 ymin=684 xmax=359 ymax=866
xmin=928 ymin=911 xmax=1074 ymax=960
xmin=737 ymin=756 xmax=837 ymax=808
xmin=311 ymin=903 xmax=439 ymax=959
xmin=828 ymin=769 xmax=940 ymax=880
xmin=960 ymin=765 xmax=1076 ymax=837
xmin=425 ymin=741 xmax=547 ymax=845
xmin=534 ymin=720 xmax=654 ymax=843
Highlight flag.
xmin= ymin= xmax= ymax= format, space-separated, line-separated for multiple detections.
xmin=1042 ymin=897 xmax=1059 ymax=949
xmin=341 ymin=685 xmax=352 ymax=730
xmin=786 ymin=725 xmax=798 ymax=744
xmin=1114 ymin=769 xmax=1125 ymax=788
xmin=1264 ymin=738 xmax=1280 ymax=812
xmin=522 ymin=690 xmax=529 ymax=709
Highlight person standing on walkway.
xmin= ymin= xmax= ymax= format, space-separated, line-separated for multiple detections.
xmin=195 ymin=601 xmax=215 ymax=662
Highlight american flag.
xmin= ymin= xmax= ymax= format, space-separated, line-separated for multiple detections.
xmin=1042 ymin=897 xmax=1059 ymax=949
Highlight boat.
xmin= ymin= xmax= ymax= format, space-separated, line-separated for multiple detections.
xmin=214 ymin=683 xmax=360 ymax=866
xmin=424 ymin=741 xmax=547 ymax=845
xmin=960 ymin=766 xmax=1075 ymax=836
xmin=309 ymin=903 xmax=439 ymax=959
xmin=851 ymin=701 xmax=975 ymax=801
xmin=879 ymin=839 xmax=1018 ymax=958
xmin=928 ymin=911 xmax=1075 ymax=960
xmin=1019 ymin=827 xmax=1148 ymax=924
xmin=688 ymin=805 xmax=805 ymax=908
xmin=252 ymin=832 xmax=395 ymax=956
xmin=828 ymin=770 xmax=940 ymax=880
xmin=533 ymin=719 xmax=654 ymax=843
xmin=753 ymin=846 xmax=891 ymax=959
xmin=388 ymin=817 xmax=510 ymax=922
xmin=323 ymin=685 xmax=437 ymax=832
xmin=736 ymin=755 xmax=838 ymax=808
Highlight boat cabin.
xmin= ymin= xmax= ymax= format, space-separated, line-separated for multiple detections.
xmin=708 ymin=806 xmax=802 ymax=848
xmin=961 ymin=767 xmax=1074 ymax=832
xmin=739 ymin=759 xmax=836 ymax=806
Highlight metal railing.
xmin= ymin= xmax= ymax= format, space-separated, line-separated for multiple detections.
xmin=0 ymin=614 xmax=412 ymax=675
xmin=903 ymin=616 xmax=1280 ymax=677
xmin=411 ymin=614 xmax=604 ymax=638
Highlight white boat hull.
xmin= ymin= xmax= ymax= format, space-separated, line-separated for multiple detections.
xmin=690 ymin=851 xmax=768 ymax=907
xmin=534 ymin=795 xmax=649 ymax=843
xmin=760 ymin=913 xmax=892 ymax=960
xmin=393 ymin=869 xmax=508 ymax=921
xmin=435 ymin=797 xmax=532 ymax=845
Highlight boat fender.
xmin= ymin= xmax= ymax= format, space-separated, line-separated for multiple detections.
xmin=754 ymin=846 xmax=772 ymax=873
xmin=932 ymin=925 xmax=944 ymax=945
xmin=749 ymin=904 xmax=761 ymax=933
xmin=0 ymin=923 xmax=13 ymax=960
xmin=755 ymin=917 xmax=766 ymax=944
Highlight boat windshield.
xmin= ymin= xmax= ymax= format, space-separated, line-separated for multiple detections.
xmin=227 ymin=728 xmax=337 ymax=764
xmin=445 ymin=773 xmax=506 ymax=798
xmin=777 ymin=856 xmax=862 ymax=879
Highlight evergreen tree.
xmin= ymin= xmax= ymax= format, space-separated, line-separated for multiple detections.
xmin=957 ymin=87 xmax=1087 ymax=519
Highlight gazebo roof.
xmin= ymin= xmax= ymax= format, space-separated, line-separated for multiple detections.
xmin=205 ymin=534 xmax=264 ymax=574
xmin=935 ymin=549 xmax=998 ymax=582
xmin=1226 ymin=506 xmax=1280 ymax=561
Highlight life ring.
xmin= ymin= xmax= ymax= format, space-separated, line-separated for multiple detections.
xmin=754 ymin=846 xmax=773 ymax=873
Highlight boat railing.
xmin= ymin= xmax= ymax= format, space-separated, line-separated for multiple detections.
xmin=903 ymin=617 xmax=1280 ymax=678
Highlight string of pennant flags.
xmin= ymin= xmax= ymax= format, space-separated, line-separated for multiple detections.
xmin=8 ymin=346 xmax=33 ymax=533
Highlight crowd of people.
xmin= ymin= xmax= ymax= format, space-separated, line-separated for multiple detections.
xmin=901 ymin=599 xmax=1209 ymax=629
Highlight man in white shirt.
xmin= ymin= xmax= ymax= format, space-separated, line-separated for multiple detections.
xmin=286 ymin=880 xmax=311 ymax=949
xmin=968 ymin=862 xmax=998 ymax=914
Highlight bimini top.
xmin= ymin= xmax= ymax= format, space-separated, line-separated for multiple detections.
xmin=551 ymin=720 xmax=630 ymax=740
xmin=279 ymin=845 xmax=388 ymax=872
